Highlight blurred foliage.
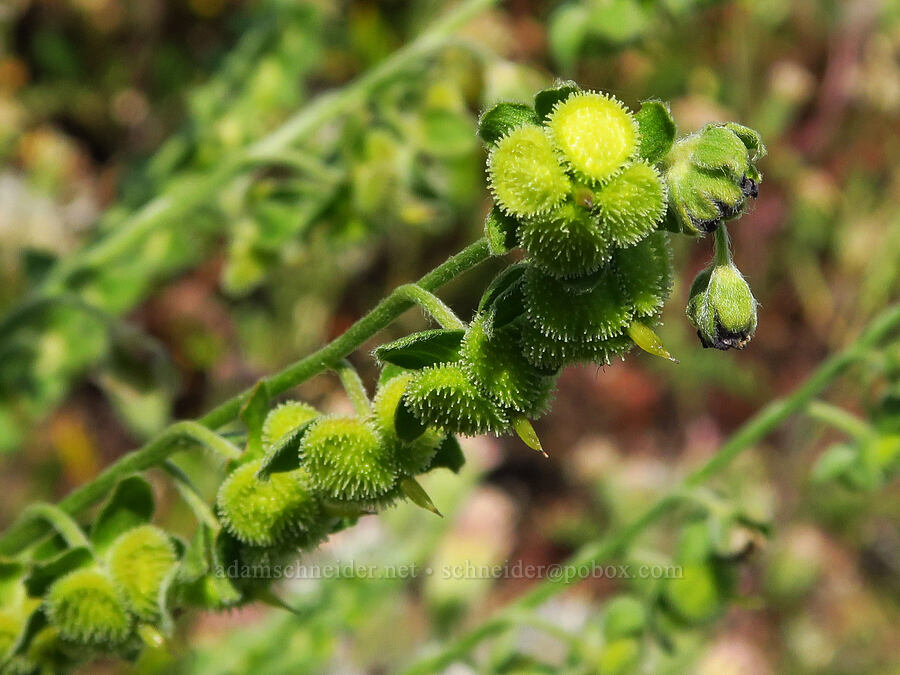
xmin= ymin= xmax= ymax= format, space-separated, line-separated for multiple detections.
xmin=0 ymin=0 xmax=898 ymax=673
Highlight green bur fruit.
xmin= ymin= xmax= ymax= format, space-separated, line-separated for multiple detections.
xmin=302 ymin=416 xmax=398 ymax=502
xmin=372 ymin=373 xmax=444 ymax=475
xmin=107 ymin=525 xmax=176 ymax=621
xmin=488 ymin=125 xmax=570 ymax=218
xmin=613 ymin=231 xmax=673 ymax=318
xmin=524 ymin=264 xmax=632 ymax=343
xmin=663 ymin=123 xmax=765 ymax=235
xmin=262 ymin=401 xmax=319 ymax=447
xmin=595 ymin=161 xmax=667 ymax=247
xmin=217 ymin=459 xmax=322 ymax=546
xmin=46 ymin=568 xmax=132 ymax=647
xmin=460 ymin=313 xmax=556 ymax=416
xmin=686 ymin=263 xmax=758 ymax=350
xmin=404 ymin=363 xmax=508 ymax=436
xmin=519 ymin=323 xmax=632 ymax=371
xmin=518 ymin=200 xmax=611 ymax=279
xmin=0 ymin=611 xmax=22 ymax=659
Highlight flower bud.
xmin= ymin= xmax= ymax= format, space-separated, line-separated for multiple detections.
xmin=216 ymin=460 xmax=323 ymax=546
xmin=46 ymin=568 xmax=132 ymax=647
xmin=663 ymin=123 xmax=765 ymax=234
xmin=107 ymin=525 xmax=177 ymax=622
xmin=302 ymin=416 xmax=398 ymax=503
xmin=686 ymin=263 xmax=758 ymax=350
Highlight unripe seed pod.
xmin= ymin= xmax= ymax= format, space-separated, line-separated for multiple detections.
xmin=372 ymin=373 xmax=444 ymax=475
xmin=107 ymin=525 xmax=177 ymax=621
xmin=404 ymin=364 xmax=509 ymax=436
xmin=518 ymin=200 xmax=611 ymax=278
xmin=302 ymin=416 xmax=398 ymax=501
xmin=488 ymin=125 xmax=571 ymax=217
xmin=461 ymin=313 xmax=557 ymax=415
xmin=686 ymin=263 xmax=758 ymax=350
xmin=217 ymin=460 xmax=322 ymax=546
xmin=262 ymin=401 xmax=319 ymax=448
xmin=519 ymin=323 xmax=632 ymax=370
xmin=524 ymin=264 xmax=633 ymax=342
xmin=595 ymin=161 xmax=667 ymax=247
xmin=613 ymin=231 xmax=673 ymax=318
xmin=546 ymin=91 xmax=637 ymax=184
xmin=46 ymin=568 xmax=132 ymax=647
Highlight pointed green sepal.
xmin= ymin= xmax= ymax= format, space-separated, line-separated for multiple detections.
xmin=626 ymin=321 xmax=678 ymax=363
xmin=400 ymin=477 xmax=442 ymax=517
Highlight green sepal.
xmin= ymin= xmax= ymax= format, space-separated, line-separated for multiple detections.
xmin=484 ymin=207 xmax=521 ymax=255
xmin=478 ymin=102 xmax=538 ymax=145
xmin=426 ymin=435 xmax=466 ymax=474
xmin=239 ymin=381 xmax=269 ymax=460
xmin=91 ymin=475 xmax=155 ymax=554
xmin=24 ymin=547 xmax=94 ymax=597
xmin=395 ymin=398 xmax=427 ymax=443
xmin=399 ymin=477 xmax=442 ymax=517
xmin=635 ymin=100 xmax=676 ymax=164
xmin=256 ymin=419 xmax=315 ymax=480
xmin=533 ymin=80 xmax=581 ymax=121
xmin=373 ymin=329 xmax=465 ymax=369
xmin=478 ymin=263 xmax=528 ymax=314
xmin=723 ymin=122 xmax=767 ymax=161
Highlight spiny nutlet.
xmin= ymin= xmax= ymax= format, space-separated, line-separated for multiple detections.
xmin=460 ymin=313 xmax=557 ymax=416
xmin=686 ymin=263 xmax=758 ymax=350
xmin=302 ymin=416 xmax=398 ymax=502
xmin=371 ymin=373 xmax=444 ymax=476
xmin=546 ymin=90 xmax=638 ymax=184
xmin=523 ymin=263 xmax=633 ymax=343
xmin=216 ymin=459 xmax=323 ymax=546
xmin=45 ymin=568 xmax=132 ymax=647
xmin=107 ymin=524 xmax=177 ymax=622
xmin=613 ymin=231 xmax=674 ymax=319
xmin=487 ymin=125 xmax=571 ymax=218
xmin=518 ymin=323 xmax=633 ymax=371
xmin=404 ymin=363 xmax=509 ymax=436
xmin=595 ymin=161 xmax=667 ymax=248
xmin=262 ymin=400 xmax=320 ymax=448
xmin=663 ymin=123 xmax=766 ymax=236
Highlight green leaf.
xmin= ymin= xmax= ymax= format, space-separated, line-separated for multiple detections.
xmin=0 ymin=560 xmax=23 ymax=607
xmin=91 ymin=475 xmax=155 ymax=553
xmin=24 ymin=546 xmax=93 ymax=596
xmin=478 ymin=263 xmax=528 ymax=313
xmin=533 ymin=80 xmax=580 ymax=121
xmin=484 ymin=207 xmax=520 ymax=256
xmin=373 ymin=329 xmax=465 ymax=369
xmin=240 ymin=381 xmax=270 ymax=460
xmin=427 ymin=435 xmax=466 ymax=473
xmin=478 ymin=102 xmax=538 ymax=145
xmin=811 ymin=443 xmax=857 ymax=484
xmin=399 ymin=477 xmax=442 ymax=517
xmin=395 ymin=398 xmax=427 ymax=443
xmin=635 ymin=100 xmax=676 ymax=163
xmin=256 ymin=419 xmax=315 ymax=479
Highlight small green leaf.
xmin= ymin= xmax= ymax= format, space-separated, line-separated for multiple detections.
xmin=478 ymin=263 xmax=528 ymax=313
xmin=374 ymin=329 xmax=465 ymax=369
xmin=484 ymin=207 xmax=520 ymax=255
xmin=635 ymin=100 xmax=676 ymax=163
xmin=626 ymin=321 xmax=678 ymax=363
xmin=512 ymin=416 xmax=547 ymax=457
xmin=534 ymin=80 xmax=580 ymax=121
xmin=400 ymin=477 xmax=442 ymax=517
xmin=91 ymin=475 xmax=155 ymax=553
xmin=427 ymin=435 xmax=466 ymax=473
xmin=256 ymin=419 xmax=315 ymax=480
xmin=24 ymin=546 xmax=93 ymax=596
xmin=395 ymin=398 xmax=427 ymax=443
xmin=478 ymin=102 xmax=538 ymax=145
xmin=240 ymin=381 xmax=270 ymax=460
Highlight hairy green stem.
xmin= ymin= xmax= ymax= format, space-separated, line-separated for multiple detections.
xmin=0 ymin=239 xmax=492 ymax=555
xmin=402 ymin=303 xmax=900 ymax=674
xmin=805 ymin=400 xmax=872 ymax=440
xmin=335 ymin=359 xmax=372 ymax=416
xmin=396 ymin=284 xmax=467 ymax=330
xmin=713 ymin=224 xmax=732 ymax=266
xmin=20 ymin=504 xmax=89 ymax=549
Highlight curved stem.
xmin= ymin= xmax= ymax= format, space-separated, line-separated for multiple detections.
xmin=401 ymin=303 xmax=900 ymax=674
xmin=396 ymin=284 xmax=466 ymax=330
xmin=335 ymin=359 xmax=372 ymax=416
xmin=713 ymin=224 xmax=732 ymax=266
xmin=20 ymin=504 xmax=89 ymax=549
xmin=805 ymin=400 xmax=872 ymax=440
xmin=0 ymin=239 xmax=493 ymax=555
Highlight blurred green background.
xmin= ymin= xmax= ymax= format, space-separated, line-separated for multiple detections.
xmin=0 ymin=0 xmax=898 ymax=672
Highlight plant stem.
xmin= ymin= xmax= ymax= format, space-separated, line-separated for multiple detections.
xmin=396 ymin=284 xmax=467 ymax=330
xmin=20 ymin=504 xmax=89 ymax=549
xmin=401 ymin=303 xmax=900 ymax=675
xmin=805 ymin=400 xmax=872 ymax=440
xmin=0 ymin=239 xmax=493 ymax=556
xmin=713 ymin=224 xmax=732 ymax=266
xmin=335 ymin=359 xmax=372 ymax=416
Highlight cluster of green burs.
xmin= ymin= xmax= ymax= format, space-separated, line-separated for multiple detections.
xmin=0 ymin=81 xmax=765 ymax=673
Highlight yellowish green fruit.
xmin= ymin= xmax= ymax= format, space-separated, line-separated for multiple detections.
xmin=262 ymin=401 xmax=319 ymax=448
xmin=518 ymin=200 xmax=611 ymax=278
xmin=595 ymin=161 xmax=667 ymax=247
xmin=107 ymin=525 xmax=177 ymax=621
xmin=372 ymin=373 xmax=444 ymax=475
xmin=46 ymin=568 xmax=132 ymax=647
